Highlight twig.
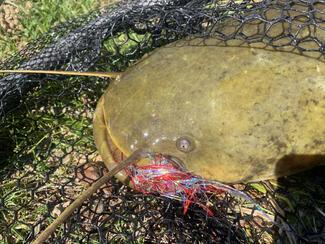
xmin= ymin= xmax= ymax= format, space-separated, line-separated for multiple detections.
xmin=33 ymin=149 xmax=152 ymax=244
xmin=0 ymin=69 xmax=122 ymax=79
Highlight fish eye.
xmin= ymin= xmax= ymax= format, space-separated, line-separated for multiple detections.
xmin=176 ymin=136 xmax=195 ymax=153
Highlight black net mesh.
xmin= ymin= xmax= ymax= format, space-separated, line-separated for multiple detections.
xmin=0 ymin=0 xmax=324 ymax=242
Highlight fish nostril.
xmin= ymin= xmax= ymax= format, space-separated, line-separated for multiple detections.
xmin=176 ymin=136 xmax=195 ymax=153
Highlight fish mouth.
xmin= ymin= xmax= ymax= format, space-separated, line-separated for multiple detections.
xmin=93 ymin=97 xmax=188 ymax=183
xmin=163 ymin=154 xmax=187 ymax=171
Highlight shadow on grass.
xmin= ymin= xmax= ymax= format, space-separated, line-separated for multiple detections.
xmin=274 ymin=162 xmax=325 ymax=242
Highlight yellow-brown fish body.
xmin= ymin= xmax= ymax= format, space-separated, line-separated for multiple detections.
xmin=93 ymin=41 xmax=325 ymax=183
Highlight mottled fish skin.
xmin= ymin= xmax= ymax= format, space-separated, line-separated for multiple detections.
xmin=94 ymin=41 xmax=325 ymax=183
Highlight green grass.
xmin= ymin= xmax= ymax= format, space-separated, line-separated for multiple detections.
xmin=20 ymin=0 xmax=102 ymax=39
xmin=0 ymin=0 xmax=107 ymax=59
xmin=0 ymin=76 xmax=106 ymax=242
